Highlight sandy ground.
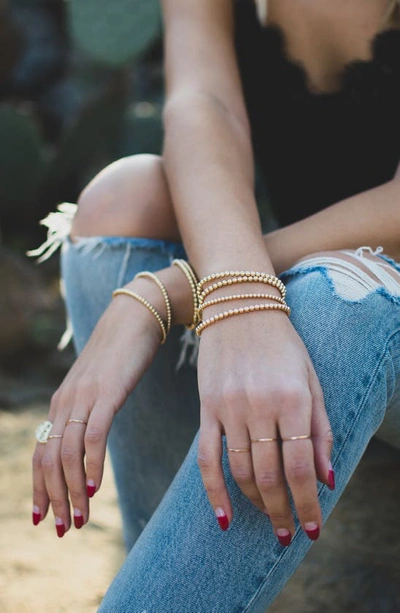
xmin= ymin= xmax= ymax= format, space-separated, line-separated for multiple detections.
xmin=1 ymin=400 xmax=400 ymax=613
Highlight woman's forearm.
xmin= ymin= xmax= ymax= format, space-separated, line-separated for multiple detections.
xmin=163 ymin=94 xmax=273 ymax=276
xmin=265 ymin=177 xmax=400 ymax=275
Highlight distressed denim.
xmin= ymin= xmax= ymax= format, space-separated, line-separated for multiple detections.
xmin=58 ymin=231 xmax=400 ymax=613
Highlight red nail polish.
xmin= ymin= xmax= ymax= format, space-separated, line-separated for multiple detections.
xmin=305 ymin=525 xmax=320 ymax=541
xmin=87 ymin=481 xmax=96 ymax=498
xmin=215 ymin=507 xmax=229 ymax=531
xmin=74 ymin=513 xmax=84 ymax=529
xmin=276 ymin=531 xmax=292 ymax=546
xmin=32 ymin=510 xmax=41 ymax=526
xmin=55 ymin=519 xmax=65 ymax=538
xmin=328 ymin=469 xmax=335 ymax=490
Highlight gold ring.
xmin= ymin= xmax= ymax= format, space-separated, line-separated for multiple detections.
xmin=227 ymin=447 xmax=251 ymax=453
xmin=66 ymin=419 xmax=87 ymax=426
xmin=35 ymin=420 xmax=53 ymax=444
xmin=251 ymin=437 xmax=279 ymax=443
xmin=48 ymin=434 xmax=63 ymax=440
xmin=282 ymin=435 xmax=311 ymax=441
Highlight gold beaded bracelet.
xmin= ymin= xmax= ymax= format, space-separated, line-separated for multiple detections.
xmin=172 ymin=259 xmax=200 ymax=329
xmin=199 ymin=275 xmax=286 ymax=303
xmin=134 ymin=271 xmax=172 ymax=335
xmin=195 ymin=302 xmax=291 ymax=336
xmin=197 ymin=292 xmax=286 ymax=316
xmin=112 ymin=288 xmax=167 ymax=344
xmin=198 ymin=270 xmax=286 ymax=299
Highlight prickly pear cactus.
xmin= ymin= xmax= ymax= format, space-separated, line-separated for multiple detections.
xmin=67 ymin=0 xmax=162 ymax=67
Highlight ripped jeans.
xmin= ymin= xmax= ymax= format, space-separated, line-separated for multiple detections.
xmin=42 ymin=215 xmax=400 ymax=612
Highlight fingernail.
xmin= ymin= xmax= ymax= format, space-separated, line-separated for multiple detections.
xmin=55 ymin=517 xmax=65 ymax=538
xmin=328 ymin=462 xmax=335 ymax=490
xmin=74 ymin=509 xmax=84 ymax=529
xmin=87 ymin=479 xmax=96 ymax=498
xmin=32 ymin=505 xmax=41 ymax=526
xmin=276 ymin=528 xmax=292 ymax=546
xmin=304 ymin=522 xmax=320 ymax=540
xmin=215 ymin=507 xmax=229 ymax=531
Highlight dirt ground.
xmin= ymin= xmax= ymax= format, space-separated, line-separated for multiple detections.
xmin=1 ymin=400 xmax=400 ymax=613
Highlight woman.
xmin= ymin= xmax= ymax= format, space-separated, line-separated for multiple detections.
xmin=31 ymin=0 xmax=400 ymax=610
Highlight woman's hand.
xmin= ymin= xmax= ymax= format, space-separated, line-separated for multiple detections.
xmin=31 ymin=279 xmax=167 ymax=537
xmin=196 ymin=310 xmax=334 ymax=545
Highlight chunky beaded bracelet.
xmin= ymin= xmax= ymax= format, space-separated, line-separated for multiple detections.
xmin=199 ymin=274 xmax=286 ymax=304
xmin=197 ymin=270 xmax=286 ymax=300
xmin=197 ymin=292 xmax=286 ymax=316
xmin=172 ymin=259 xmax=200 ymax=329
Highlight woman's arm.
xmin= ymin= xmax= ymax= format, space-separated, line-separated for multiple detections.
xmin=161 ymin=0 xmax=273 ymax=274
xmin=265 ymin=174 xmax=400 ymax=274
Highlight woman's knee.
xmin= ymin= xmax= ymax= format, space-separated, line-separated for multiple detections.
xmin=71 ymin=154 xmax=180 ymax=241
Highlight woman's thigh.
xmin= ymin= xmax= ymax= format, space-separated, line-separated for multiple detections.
xmin=98 ymin=247 xmax=400 ymax=613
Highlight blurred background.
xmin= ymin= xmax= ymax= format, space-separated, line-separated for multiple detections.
xmin=0 ymin=1 xmax=399 ymax=612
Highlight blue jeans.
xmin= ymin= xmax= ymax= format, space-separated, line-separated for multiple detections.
xmin=60 ymin=235 xmax=400 ymax=612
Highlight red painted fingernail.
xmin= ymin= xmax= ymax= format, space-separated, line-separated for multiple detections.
xmin=215 ymin=507 xmax=229 ymax=531
xmin=87 ymin=479 xmax=96 ymax=498
xmin=328 ymin=462 xmax=335 ymax=490
xmin=55 ymin=517 xmax=65 ymax=538
xmin=304 ymin=522 xmax=320 ymax=540
xmin=74 ymin=510 xmax=84 ymax=529
xmin=276 ymin=528 xmax=292 ymax=546
xmin=32 ymin=505 xmax=41 ymax=526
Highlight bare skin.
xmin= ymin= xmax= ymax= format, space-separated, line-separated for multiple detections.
xmin=33 ymin=0 xmax=400 ymax=545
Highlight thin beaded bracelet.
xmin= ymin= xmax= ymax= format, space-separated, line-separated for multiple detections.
xmin=199 ymin=275 xmax=286 ymax=303
xmin=198 ymin=270 xmax=286 ymax=299
xmin=134 ymin=271 xmax=172 ymax=335
xmin=195 ymin=302 xmax=291 ymax=336
xmin=112 ymin=288 xmax=167 ymax=344
xmin=172 ymin=259 xmax=200 ymax=329
xmin=198 ymin=292 xmax=286 ymax=316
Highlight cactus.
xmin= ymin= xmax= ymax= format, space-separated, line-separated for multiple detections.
xmin=0 ymin=104 xmax=45 ymax=212
xmin=67 ymin=0 xmax=162 ymax=67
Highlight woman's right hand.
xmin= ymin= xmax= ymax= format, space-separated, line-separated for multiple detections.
xmin=196 ymin=307 xmax=334 ymax=545
xmin=31 ymin=273 xmax=174 ymax=537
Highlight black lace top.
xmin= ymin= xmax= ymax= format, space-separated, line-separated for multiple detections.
xmin=234 ymin=0 xmax=400 ymax=226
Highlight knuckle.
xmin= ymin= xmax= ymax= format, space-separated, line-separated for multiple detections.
xmin=269 ymin=511 xmax=292 ymax=524
xmin=84 ymin=425 xmax=103 ymax=446
xmin=256 ymin=469 xmax=281 ymax=491
xmin=41 ymin=454 xmax=56 ymax=473
xmin=32 ymin=449 xmax=43 ymax=469
xmin=296 ymin=502 xmax=317 ymax=517
xmin=60 ymin=444 xmax=78 ymax=466
xmin=286 ymin=459 xmax=313 ymax=483
xmin=231 ymin=467 xmax=254 ymax=485
xmin=197 ymin=449 xmax=215 ymax=473
xmin=325 ymin=429 xmax=334 ymax=446
xmin=48 ymin=496 xmax=65 ymax=510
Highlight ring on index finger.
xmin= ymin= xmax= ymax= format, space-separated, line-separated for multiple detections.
xmin=227 ymin=447 xmax=251 ymax=453
xmin=66 ymin=418 xmax=87 ymax=426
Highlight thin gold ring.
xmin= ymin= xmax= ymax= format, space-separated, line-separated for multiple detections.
xmin=251 ymin=437 xmax=279 ymax=443
xmin=282 ymin=434 xmax=311 ymax=441
xmin=48 ymin=434 xmax=63 ymax=440
xmin=66 ymin=419 xmax=87 ymax=426
xmin=227 ymin=447 xmax=251 ymax=453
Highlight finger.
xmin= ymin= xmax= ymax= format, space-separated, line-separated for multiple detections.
xmin=61 ymin=415 xmax=90 ymax=530
xmin=40 ymin=418 xmax=70 ymax=538
xmin=83 ymin=402 xmax=115 ymax=501
xmin=251 ymin=434 xmax=295 ymax=546
xmin=198 ymin=419 xmax=232 ymax=531
xmin=224 ymin=426 xmax=264 ymax=511
xmin=309 ymin=370 xmax=335 ymax=489
xmin=32 ymin=443 xmax=50 ymax=525
xmin=281 ymin=434 xmax=322 ymax=541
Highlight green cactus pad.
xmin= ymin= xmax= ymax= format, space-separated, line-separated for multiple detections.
xmin=68 ymin=0 xmax=162 ymax=67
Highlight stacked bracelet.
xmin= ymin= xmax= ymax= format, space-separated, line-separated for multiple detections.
xmin=172 ymin=259 xmax=200 ymax=329
xmin=195 ymin=270 xmax=289 ymax=337
xmin=112 ymin=288 xmax=167 ymax=344
xmin=134 ymin=271 xmax=172 ymax=335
